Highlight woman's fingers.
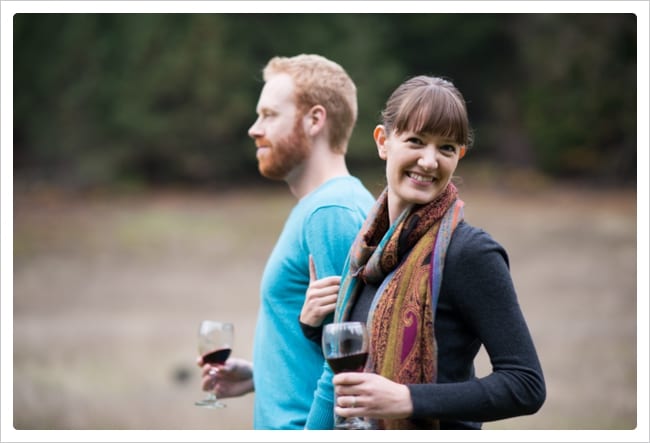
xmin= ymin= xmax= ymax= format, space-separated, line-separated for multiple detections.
xmin=309 ymin=276 xmax=341 ymax=289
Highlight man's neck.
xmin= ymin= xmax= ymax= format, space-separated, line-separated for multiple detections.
xmin=286 ymin=149 xmax=350 ymax=200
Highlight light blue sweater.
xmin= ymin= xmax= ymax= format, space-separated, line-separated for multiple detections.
xmin=252 ymin=176 xmax=374 ymax=429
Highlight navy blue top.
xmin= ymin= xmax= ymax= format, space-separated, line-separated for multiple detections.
xmin=305 ymin=221 xmax=546 ymax=429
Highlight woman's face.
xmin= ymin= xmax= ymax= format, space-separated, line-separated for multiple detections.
xmin=374 ymin=125 xmax=462 ymax=223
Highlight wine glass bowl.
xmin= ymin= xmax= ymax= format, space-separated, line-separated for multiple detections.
xmin=195 ymin=320 xmax=233 ymax=408
xmin=322 ymin=321 xmax=371 ymax=430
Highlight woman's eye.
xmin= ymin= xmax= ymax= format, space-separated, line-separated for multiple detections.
xmin=407 ymin=137 xmax=424 ymax=145
xmin=441 ymin=144 xmax=457 ymax=153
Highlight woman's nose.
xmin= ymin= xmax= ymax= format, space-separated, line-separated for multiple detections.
xmin=417 ymin=146 xmax=438 ymax=170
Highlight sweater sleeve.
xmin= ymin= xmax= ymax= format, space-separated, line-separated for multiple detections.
xmin=299 ymin=319 xmax=323 ymax=346
xmin=408 ymin=224 xmax=546 ymax=423
xmin=302 ymin=206 xmax=361 ymax=428
xmin=299 ymin=205 xmax=361 ymax=343
xmin=305 ymin=360 xmax=336 ymax=429
xmin=305 ymin=205 xmax=363 ymax=279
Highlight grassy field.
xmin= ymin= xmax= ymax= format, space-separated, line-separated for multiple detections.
xmin=11 ymin=176 xmax=638 ymax=433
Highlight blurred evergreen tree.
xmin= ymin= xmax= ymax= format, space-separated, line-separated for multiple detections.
xmin=514 ymin=14 xmax=636 ymax=184
xmin=13 ymin=13 xmax=637 ymax=189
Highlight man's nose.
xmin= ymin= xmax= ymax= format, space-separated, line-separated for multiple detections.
xmin=248 ymin=119 xmax=262 ymax=139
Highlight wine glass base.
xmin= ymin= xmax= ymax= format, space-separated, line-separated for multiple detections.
xmin=335 ymin=416 xmax=371 ymax=430
xmin=194 ymin=400 xmax=227 ymax=408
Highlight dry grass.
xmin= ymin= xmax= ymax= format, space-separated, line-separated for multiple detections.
xmin=11 ymin=178 xmax=638 ymax=432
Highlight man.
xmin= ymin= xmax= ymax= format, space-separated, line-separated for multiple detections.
xmin=199 ymin=54 xmax=374 ymax=429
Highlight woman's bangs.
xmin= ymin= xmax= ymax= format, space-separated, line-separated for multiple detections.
xmin=396 ymin=89 xmax=467 ymax=144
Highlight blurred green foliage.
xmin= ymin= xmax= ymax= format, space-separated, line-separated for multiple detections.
xmin=13 ymin=13 xmax=637 ymax=189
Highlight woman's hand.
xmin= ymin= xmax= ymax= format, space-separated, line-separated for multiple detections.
xmin=333 ymin=372 xmax=414 ymax=420
xmin=300 ymin=255 xmax=340 ymax=327
xmin=197 ymin=356 xmax=254 ymax=398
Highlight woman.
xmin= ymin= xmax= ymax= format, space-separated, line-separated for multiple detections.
xmin=303 ymin=75 xmax=546 ymax=430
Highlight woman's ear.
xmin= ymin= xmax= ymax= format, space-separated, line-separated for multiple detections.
xmin=305 ymin=105 xmax=327 ymax=136
xmin=374 ymin=125 xmax=388 ymax=160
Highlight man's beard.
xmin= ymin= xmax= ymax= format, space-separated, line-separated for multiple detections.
xmin=257 ymin=118 xmax=310 ymax=181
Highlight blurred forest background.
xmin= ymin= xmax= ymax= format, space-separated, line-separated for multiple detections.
xmin=13 ymin=13 xmax=637 ymax=190
xmin=10 ymin=11 xmax=641 ymax=434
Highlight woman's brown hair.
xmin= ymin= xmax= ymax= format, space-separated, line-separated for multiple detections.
xmin=381 ymin=76 xmax=473 ymax=148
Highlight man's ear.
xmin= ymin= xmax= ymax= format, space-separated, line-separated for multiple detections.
xmin=374 ymin=125 xmax=388 ymax=160
xmin=305 ymin=105 xmax=327 ymax=136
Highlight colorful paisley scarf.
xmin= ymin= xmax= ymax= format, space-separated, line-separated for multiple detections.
xmin=335 ymin=182 xmax=464 ymax=429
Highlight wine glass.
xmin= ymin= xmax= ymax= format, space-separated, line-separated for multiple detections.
xmin=195 ymin=320 xmax=234 ymax=408
xmin=322 ymin=321 xmax=372 ymax=430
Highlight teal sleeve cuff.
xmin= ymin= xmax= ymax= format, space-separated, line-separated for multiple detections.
xmin=305 ymin=398 xmax=334 ymax=430
xmin=305 ymin=362 xmax=335 ymax=429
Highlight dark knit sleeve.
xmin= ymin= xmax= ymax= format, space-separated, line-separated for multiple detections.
xmin=299 ymin=317 xmax=323 ymax=346
xmin=408 ymin=222 xmax=546 ymax=424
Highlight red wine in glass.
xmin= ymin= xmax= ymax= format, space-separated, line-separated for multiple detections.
xmin=326 ymin=352 xmax=368 ymax=373
xmin=322 ymin=322 xmax=372 ymax=430
xmin=202 ymin=348 xmax=232 ymax=365
xmin=195 ymin=320 xmax=233 ymax=409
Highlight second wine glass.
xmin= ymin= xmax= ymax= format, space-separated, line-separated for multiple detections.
xmin=322 ymin=321 xmax=372 ymax=430
xmin=195 ymin=320 xmax=234 ymax=409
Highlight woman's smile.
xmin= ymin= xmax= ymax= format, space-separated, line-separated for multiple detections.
xmin=406 ymin=171 xmax=436 ymax=185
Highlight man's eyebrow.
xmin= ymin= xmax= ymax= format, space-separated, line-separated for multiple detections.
xmin=257 ymin=105 xmax=276 ymax=114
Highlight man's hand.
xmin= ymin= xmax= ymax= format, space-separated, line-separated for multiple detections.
xmin=197 ymin=356 xmax=254 ymax=398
